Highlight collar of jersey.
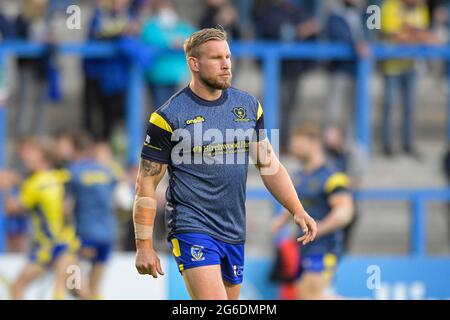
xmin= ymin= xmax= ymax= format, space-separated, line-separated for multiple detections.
xmin=184 ymin=85 xmax=228 ymax=107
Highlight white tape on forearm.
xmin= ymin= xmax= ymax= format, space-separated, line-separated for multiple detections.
xmin=134 ymin=224 xmax=154 ymax=240
xmin=134 ymin=196 xmax=157 ymax=209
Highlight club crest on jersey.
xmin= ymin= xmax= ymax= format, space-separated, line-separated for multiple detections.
xmin=232 ymin=107 xmax=251 ymax=122
xmin=185 ymin=116 xmax=205 ymax=125
xmin=191 ymin=245 xmax=205 ymax=261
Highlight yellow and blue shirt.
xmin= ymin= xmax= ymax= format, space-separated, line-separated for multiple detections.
xmin=20 ymin=170 xmax=77 ymax=265
xmin=66 ymin=159 xmax=117 ymax=244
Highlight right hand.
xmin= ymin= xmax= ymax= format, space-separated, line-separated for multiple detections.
xmin=135 ymin=248 xmax=165 ymax=278
xmin=293 ymin=210 xmax=317 ymax=245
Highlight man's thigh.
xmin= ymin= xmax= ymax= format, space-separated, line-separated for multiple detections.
xmin=182 ymin=265 xmax=228 ymax=300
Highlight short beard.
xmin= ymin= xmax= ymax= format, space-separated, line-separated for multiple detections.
xmin=199 ymin=72 xmax=232 ymax=90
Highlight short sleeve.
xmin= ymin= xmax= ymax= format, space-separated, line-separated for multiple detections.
xmin=141 ymin=112 xmax=174 ymax=164
xmin=324 ymin=172 xmax=350 ymax=198
xmin=253 ymin=100 xmax=266 ymax=142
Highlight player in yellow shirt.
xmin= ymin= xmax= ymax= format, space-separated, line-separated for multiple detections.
xmin=0 ymin=138 xmax=79 ymax=300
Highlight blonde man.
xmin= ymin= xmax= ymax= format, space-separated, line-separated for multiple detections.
xmin=133 ymin=28 xmax=317 ymax=300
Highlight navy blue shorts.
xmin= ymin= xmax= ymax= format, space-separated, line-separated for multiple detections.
xmin=168 ymin=232 xmax=245 ymax=285
xmin=79 ymin=239 xmax=113 ymax=264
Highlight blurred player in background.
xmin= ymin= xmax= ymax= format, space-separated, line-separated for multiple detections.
xmin=0 ymin=137 xmax=78 ymax=300
xmin=94 ymin=141 xmax=125 ymax=182
xmin=272 ymin=124 xmax=354 ymax=300
xmin=323 ymin=125 xmax=363 ymax=252
xmin=65 ymin=133 xmax=118 ymax=299
xmin=133 ymin=27 xmax=317 ymax=300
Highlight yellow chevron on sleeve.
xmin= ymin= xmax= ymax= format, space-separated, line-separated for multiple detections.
xmin=257 ymin=101 xmax=263 ymax=121
xmin=324 ymin=173 xmax=349 ymax=194
xmin=149 ymin=113 xmax=173 ymax=133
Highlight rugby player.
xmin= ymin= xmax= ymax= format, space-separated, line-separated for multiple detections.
xmin=133 ymin=27 xmax=317 ymax=300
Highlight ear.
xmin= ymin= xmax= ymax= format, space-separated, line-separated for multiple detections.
xmin=187 ymin=56 xmax=199 ymax=73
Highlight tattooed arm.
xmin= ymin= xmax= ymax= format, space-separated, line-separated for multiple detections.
xmin=134 ymin=158 xmax=168 ymax=277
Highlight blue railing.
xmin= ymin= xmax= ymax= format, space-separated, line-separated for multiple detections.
xmin=247 ymin=187 xmax=450 ymax=257
xmin=1 ymin=40 xmax=450 ymax=252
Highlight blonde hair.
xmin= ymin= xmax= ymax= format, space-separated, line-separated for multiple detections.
xmin=184 ymin=27 xmax=228 ymax=58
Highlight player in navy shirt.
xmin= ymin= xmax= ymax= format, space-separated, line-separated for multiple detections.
xmin=133 ymin=27 xmax=317 ymax=300
xmin=65 ymin=133 xmax=117 ymax=299
xmin=272 ymin=124 xmax=354 ymax=299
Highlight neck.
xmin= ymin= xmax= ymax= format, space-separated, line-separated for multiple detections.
xmin=302 ymin=150 xmax=325 ymax=173
xmin=189 ymin=78 xmax=222 ymax=101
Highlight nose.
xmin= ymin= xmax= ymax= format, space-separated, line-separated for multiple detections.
xmin=221 ymin=58 xmax=231 ymax=70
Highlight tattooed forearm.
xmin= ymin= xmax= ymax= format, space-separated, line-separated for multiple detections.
xmin=140 ymin=159 xmax=163 ymax=177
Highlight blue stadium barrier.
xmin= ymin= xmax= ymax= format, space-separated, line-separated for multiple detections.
xmin=1 ymin=41 xmax=450 ymax=252
xmin=246 ymin=187 xmax=450 ymax=258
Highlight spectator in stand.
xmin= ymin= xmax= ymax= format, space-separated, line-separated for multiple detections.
xmin=83 ymin=0 xmax=137 ymax=140
xmin=140 ymin=0 xmax=195 ymax=109
xmin=200 ymin=0 xmax=241 ymax=41
xmin=254 ymin=0 xmax=322 ymax=151
xmin=13 ymin=0 xmax=60 ymax=137
xmin=324 ymin=0 xmax=369 ymax=137
xmin=380 ymin=0 xmax=440 ymax=157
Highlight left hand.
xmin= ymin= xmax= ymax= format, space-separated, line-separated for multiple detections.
xmin=293 ymin=210 xmax=317 ymax=245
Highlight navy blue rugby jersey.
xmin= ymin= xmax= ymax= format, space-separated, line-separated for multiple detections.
xmin=141 ymin=86 xmax=265 ymax=243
